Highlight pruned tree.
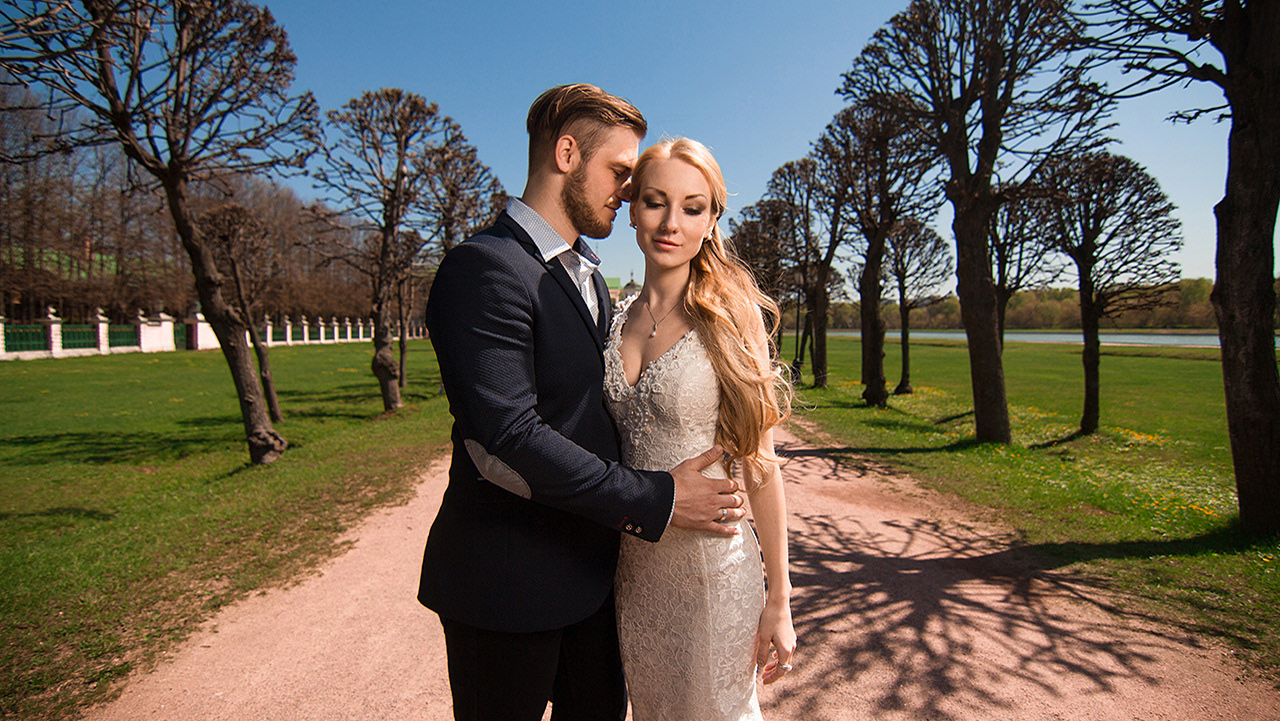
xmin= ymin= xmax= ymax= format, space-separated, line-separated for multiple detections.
xmin=424 ymin=123 xmax=507 ymax=256
xmin=843 ymin=0 xmax=1112 ymax=441
xmin=887 ymin=217 xmax=954 ymax=394
xmin=1043 ymin=151 xmax=1182 ymax=435
xmin=765 ymin=158 xmax=828 ymax=384
xmin=729 ymin=198 xmax=789 ymax=348
xmin=819 ymin=99 xmax=941 ymax=406
xmin=311 ymin=88 xmax=460 ymax=412
xmin=200 ymin=202 xmax=284 ymax=422
xmin=1081 ymin=1 xmax=1280 ymax=534
xmin=4 ymin=0 xmax=318 ymax=464
xmin=988 ymin=183 xmax=1068 ymax=344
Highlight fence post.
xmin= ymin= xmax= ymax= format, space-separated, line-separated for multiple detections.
xmin=0 ymin=314 xmax=6 ymax=355
xmin=343 ymin=317 xmax=352 ymax=342
xmin=327 ymin=316 xmax=336 ymax=344
xmin=300 ymin=315 xmax=311 ymax=344
xmin=94 ymin=308 xmax=109 ymax=354
xmin=264 ymin=314 xmax=274 ymax=348
xmin=42 ymin=306 xmax=63 ymax=358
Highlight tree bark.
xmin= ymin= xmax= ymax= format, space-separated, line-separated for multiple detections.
xmin=954 ymin=205 xmax=1011 ymax=443
xmin=811 ymin=269 xmax=831 ymax=389
xmin=1078 ymin=277 xmax=1101 ymax=435
xmin=895 ymin=300 xmax=913 ymax=395
xmin=1212 ymin=78 xmax=1280 ymax=536
xmin=227 ymin=262 xmax=283 ymax=423
xmin=860 ymin=232 xmax=889 ymax=407
xmin=791 ymin=311 xmax=812 ymax=385
xmin=164 ymin=179 xmax=286 ymax=464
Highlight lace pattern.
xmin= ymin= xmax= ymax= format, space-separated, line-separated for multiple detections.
xmin=605 ymin=296 xmax=765 ymax=721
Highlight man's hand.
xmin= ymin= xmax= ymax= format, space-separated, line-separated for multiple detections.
xmin=669 ymin=445 xmax=745 ymax=537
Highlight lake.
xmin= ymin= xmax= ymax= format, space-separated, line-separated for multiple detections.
xmin=830 ymin=329 xmax=1228 ymax=347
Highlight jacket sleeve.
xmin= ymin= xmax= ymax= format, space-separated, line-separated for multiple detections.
xmin=426 ymin=241 xmax=673 ymax=542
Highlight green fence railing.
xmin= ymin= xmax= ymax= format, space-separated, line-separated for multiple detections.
xmin=62 ymin=324 xmax=96 ymax=350
xmin=4 ymin=324 xmax=46 ymax=352
xmin=108 ymin=325 xmax=137 ymax=348
xmin=173 ymin=323 xmax=188 ymax=350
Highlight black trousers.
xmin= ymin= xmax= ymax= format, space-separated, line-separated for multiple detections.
xmin=439 ymin=593 xmax=626 ymax=721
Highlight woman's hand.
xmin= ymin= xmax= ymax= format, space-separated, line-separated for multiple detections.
xmin=754 ymin=598 xmax=796 ymax=684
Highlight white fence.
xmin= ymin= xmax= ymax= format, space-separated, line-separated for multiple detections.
xmin=0 ymin=307 xmax=425 ymax=362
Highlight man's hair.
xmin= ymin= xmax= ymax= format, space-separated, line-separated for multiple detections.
xmin=526 ymin=83 xmax=647 ymax=170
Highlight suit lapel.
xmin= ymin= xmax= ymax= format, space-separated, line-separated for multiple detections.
xmin=495 ymin=214 xmax=605 ymax=356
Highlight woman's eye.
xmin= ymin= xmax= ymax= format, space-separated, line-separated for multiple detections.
xmin=645 ymin=201 xmax=664 ymax=209
xmin=684 ymin=207 xmax=705 ymax=216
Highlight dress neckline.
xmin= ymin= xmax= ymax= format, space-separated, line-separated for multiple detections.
xmin=613 ymin=296 xmax=697 ymax=391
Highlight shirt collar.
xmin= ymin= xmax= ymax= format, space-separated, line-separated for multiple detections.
xmin=506 ymin=198 xmax=571 ymax=262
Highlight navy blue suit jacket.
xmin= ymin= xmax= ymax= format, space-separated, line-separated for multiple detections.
xmin=419 ymin=211 xmax=675 ymax=633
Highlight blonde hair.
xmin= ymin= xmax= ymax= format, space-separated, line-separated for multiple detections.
xmin=632 ymin=138 xmax=792 ymax=487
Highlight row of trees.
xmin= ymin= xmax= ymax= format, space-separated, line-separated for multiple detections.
xmin=807 ymin=277 xmax=1221 ymax=331
xmin=1 ymin=85 xmax=371 ymax=324
xmin=1 ymin=1 xmax=504 ymax=462
xmin=727 ymin=0 xmax=1278 ymax=535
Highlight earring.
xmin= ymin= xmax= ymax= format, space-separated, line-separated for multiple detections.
xmin=629 ymin=221 xmax=636 ymax=228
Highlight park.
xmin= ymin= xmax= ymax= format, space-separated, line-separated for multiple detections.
xmin=2 ymin=0 xmax=1279 ymax=719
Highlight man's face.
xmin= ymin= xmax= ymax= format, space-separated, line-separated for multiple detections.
xmin=561 ymin=125 xmax=642 ymax=239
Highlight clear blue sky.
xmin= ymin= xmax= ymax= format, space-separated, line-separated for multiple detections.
xmin=265 ymin=0 xmax=1249 ymax=287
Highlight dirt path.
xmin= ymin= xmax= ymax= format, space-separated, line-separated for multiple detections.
xmin=83 ymin=428 xmax=1279 ymax=720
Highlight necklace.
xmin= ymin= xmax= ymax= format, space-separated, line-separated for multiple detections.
xmin=644 ymin=298 xmax=679 ymax=338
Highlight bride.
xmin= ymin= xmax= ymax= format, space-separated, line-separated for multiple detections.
xmin=605 ymin=137 xmax=796 ymax=720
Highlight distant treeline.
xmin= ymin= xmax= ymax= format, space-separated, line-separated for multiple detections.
xmin=793 ymin=277 xmax=1257 ymax=331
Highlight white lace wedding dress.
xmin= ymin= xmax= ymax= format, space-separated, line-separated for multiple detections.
xmin=604 ymin=296 xmax=765 ymax=721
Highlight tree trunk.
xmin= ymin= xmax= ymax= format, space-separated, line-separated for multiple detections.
xmin=860 ymin=236 xmax=889 ymax=407
xmin=811 ymin=272 xmax=831 ymax=389
xmin=1211 ymin=59 xmax=1280 ymax=535
xmin=954 ymin=206 xmax=1011 ymax=443
xmin=1078 ymin=283 xmax=1101 ymax=435
xmin=164 ymin=179 xmax=286 ymax=464
xmin=370 ymin=300 xmax=403 ymax=412
xmin=396 ymin=284 xmax=408 ymax=390
xmin=895 ymin=301 xmax=913 ymax=395
xmin=248 ymin=321 xmax=283 ymax=424
xmin=791 ymin=310 xmax=812 ymax=384
xmin=228 ymin=263 xmax=283 ymax=423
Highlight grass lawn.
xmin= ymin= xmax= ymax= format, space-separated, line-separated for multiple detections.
xmin=787 ymin=334 xmax=1280 ymax=681
xmin=0 ymin=341 xmax=452 ymax=720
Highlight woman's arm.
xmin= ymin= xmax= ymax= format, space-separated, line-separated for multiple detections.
xmin=745 ymin=428 xmax=796 ymax=684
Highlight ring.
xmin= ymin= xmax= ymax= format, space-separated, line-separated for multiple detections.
xmin=780 ymin=664 xmax=793 ymax=672
xmin=719 ymin=508 xmax=727 ymax=522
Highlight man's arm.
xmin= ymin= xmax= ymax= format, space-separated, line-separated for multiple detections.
xmin=428 ymin=241 xmax=676 ymax=540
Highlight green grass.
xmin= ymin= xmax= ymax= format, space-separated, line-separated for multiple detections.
xmin=788 ymin=335 xmax=1280 ymax=681
xmin=0 ymin=342 xmax=452 ymax=719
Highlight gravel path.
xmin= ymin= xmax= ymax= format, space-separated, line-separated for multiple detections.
xmin=83 ymin=428 xmax=1279 ymax=720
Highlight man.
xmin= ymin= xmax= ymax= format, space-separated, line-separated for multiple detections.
xmin=420 ymin=83 xmax=746 ymax=721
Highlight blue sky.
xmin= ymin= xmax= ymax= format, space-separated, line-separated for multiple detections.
xmin=265 ymin=0 xmax=1245 ymax=286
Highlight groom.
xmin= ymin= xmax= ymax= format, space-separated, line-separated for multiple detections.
xmin=420 ymin=83 xmax=746 ymax=721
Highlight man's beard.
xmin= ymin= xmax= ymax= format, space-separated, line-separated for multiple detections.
xmin=561 ymin=164 xmax=612 ymax=239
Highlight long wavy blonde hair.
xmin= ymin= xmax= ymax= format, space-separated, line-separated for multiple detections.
xmin=632 ymin=138 xmax=792 ymax=488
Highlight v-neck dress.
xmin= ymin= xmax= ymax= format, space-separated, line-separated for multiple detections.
xmin=603 ymin=295 xmax=765 ymax=721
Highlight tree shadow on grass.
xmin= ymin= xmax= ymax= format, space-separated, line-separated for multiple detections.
xmin=0 ymin=506 xmax=115 ymax=522
xmin=1 ymin=430 xmax=242 ymax=466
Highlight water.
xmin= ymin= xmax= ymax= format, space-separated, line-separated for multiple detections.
xmin=830 ymin=329 xmax=1227 ymax=347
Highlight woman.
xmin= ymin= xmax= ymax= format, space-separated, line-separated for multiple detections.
xmin=604 ymin=137 xmax=796 ymax=720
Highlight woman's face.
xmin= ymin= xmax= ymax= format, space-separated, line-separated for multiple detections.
xmin=630 ymin=156 xmax=716 ymax=272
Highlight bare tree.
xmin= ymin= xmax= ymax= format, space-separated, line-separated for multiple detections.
xmin=200 ymin=202 xmax=286 ymax=422
xmin=887 ymin=218 xmax=954 ymax=395
xmin=4 ymin=0 xmax=318 ymax=464
xmin=766 ymin=159 xmax=826 ymax=384
xmin=1043 ymin=151 xmax=1182 ymax=435
xmin=729 ymin=199 xmax=789 ymax=349
xmin=819 ymin=100 xmax=941 ymax=406
xmin=1081 ymin=1 xmax=1280 ymax=535
xmin=311 ymin=88 xmax=458 ymax=412
xmin=989 ymin=184 xmax=1068 ymax=343
xmin=843 ymin=0 xmax=1111 ymax=441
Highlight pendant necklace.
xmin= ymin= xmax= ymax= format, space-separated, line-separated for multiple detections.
xmin=644 ymin=298 xmax=679 ymax=338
